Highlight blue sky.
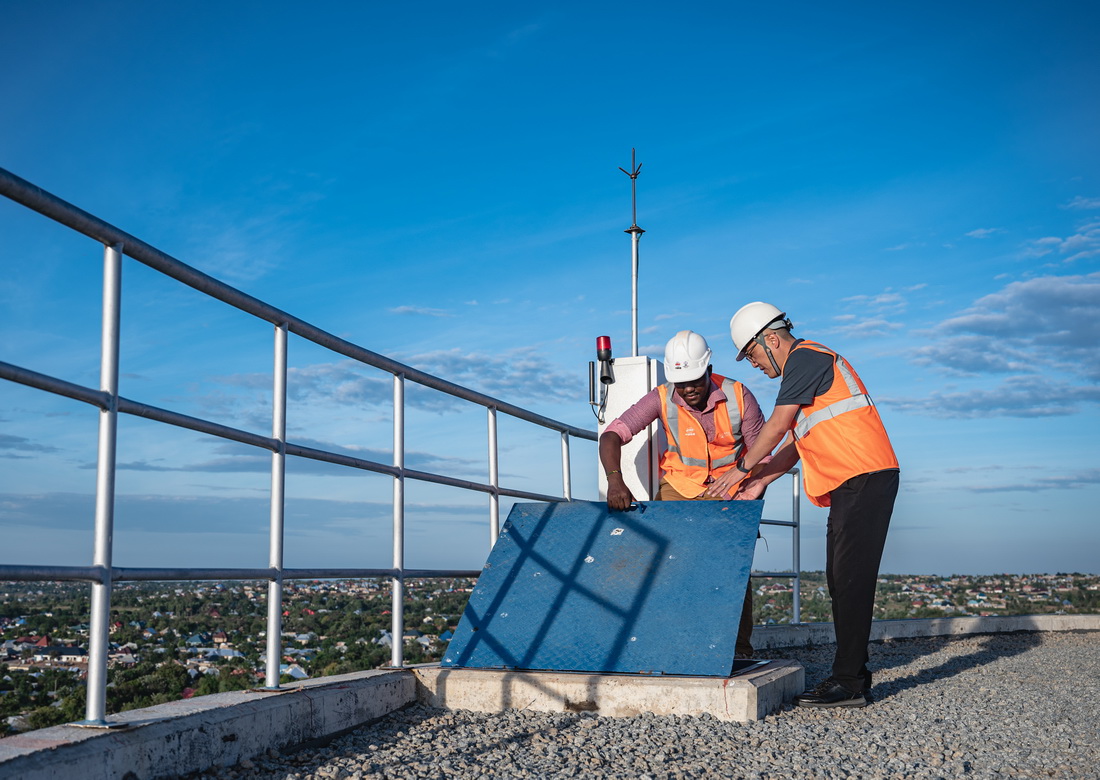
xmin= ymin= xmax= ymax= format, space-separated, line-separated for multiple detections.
xmin=2 ymin=2 xmax=1098 ymax=577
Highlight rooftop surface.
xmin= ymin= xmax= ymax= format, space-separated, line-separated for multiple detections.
xmin=190 ymin=629 xmax=1098 ymax=780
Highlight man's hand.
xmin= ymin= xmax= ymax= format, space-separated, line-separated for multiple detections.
xmin=732 ymin=474 xmax=767 ymax=500
xmin=606 ymin=473 xmax=635 ymax=511
xmin=704 ymin=467 xmax=752 ymax=499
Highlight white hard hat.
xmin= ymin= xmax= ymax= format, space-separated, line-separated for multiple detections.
xmin=664 ymin=330 xmax=712 ymax=382
xmin=730 ymin=302 xmax=790 ymax=361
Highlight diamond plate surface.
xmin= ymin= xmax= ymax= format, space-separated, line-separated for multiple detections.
xmin=442 ymin=499 xmax=763 ymax=677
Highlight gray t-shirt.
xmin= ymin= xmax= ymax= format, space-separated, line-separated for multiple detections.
xmin=775 ymin=340 xmax=835 ymax=407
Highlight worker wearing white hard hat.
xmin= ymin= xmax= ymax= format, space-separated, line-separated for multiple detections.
xmin=711 ymin=302 xmax=900 ymax=708
xmin=599 ymin=329 xmax=769 ymax=658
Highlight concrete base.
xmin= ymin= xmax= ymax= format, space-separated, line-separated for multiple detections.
xmin=414 ymin=660 xmax=804 ymax=722
xmin=0 ymin=669 xmax=414 ymax=780
xmin=2 ymin=616 xmax=1095 ymax=780
xmin=750 ymin=613 xmax=1100 ymax=650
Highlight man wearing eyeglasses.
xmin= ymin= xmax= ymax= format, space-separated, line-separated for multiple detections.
xmin=709 ymin=303 xmax=899 ymax=708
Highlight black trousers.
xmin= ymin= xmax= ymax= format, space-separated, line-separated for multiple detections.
xmin=826 ymin=469 xmax=899 ymax=692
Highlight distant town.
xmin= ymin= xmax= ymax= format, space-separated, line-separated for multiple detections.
xmin=3 ymin=572 xmax=1098 ymax=735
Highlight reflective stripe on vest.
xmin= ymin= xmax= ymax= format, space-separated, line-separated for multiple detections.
xmin=785 ymin=340 xmax=897 ymax=507
xmin=792 ymin=355 xmax=874 ymax=440
xmin=661 ymin=376 xmax=743 ymax=468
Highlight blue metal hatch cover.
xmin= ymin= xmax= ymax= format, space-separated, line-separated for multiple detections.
xmin=442 ymin=499 xmax=763 ymax=677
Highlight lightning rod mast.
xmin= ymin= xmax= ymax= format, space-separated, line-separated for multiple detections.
xmin=619 ymin=149 xmax=644 ymax=357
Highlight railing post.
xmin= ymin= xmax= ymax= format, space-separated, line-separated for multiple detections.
xmin=391 ymin=373 xmax=405 ymax=667
xmin=82 ymin=243 xmax=123 ymax=727
xmin=264 ymin=323 xmax=288 ymax=688
xmin=487 ymin=407 xmax=499 ymax=546
xmin=791 ymin=468 xmax=802 ymax=625
xmin=561 ymin=431 xmax=572 ymax=501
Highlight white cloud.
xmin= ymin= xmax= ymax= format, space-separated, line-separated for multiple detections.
xmin=1020 ymin=223 xmax=1100 ymax=263
xmin=824 ymin=317 xmax=904 ymax=339
xmin=94 ymin=439 xmax=483 ymax=478
xmin=962 ymin=468 xmax=1100 ymax=493
xmin=0 ymin=491 xmax=485 ymax=537
xmin=404 ymin=346 xmax=584 ymax=404
xmin=965 ymin=228 xmax=1003 ymax=239
xmin=181 ymin=190 xmax=321 ymax=283
xmin=1023 ymin=236 xmax=1063 ymax=258
xmin=911 ymin=272 xmax=1100 ymax=377
xmin=217 ymin=347 xmax=587 ymax=415
xmin=389 ymin=305 xmax=453 ymax=317
xmin=0 ymin=433 xmax=60 ymax=456
xmin=883 ymin=376 xmax=1100 ymax=419
xmin=894 ymin=273 xmax=1100 ymax=417
xmin=1062 ymin=196 xmax=1100 ymax=210
xmin=840 ymin=289 xmax=907 ymax=313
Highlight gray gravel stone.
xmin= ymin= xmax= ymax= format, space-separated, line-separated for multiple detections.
xmin=190 ymin=631 xmax=1099 ymax=779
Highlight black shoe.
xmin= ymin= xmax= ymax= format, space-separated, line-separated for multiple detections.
xmin=794 ymin=679 xmax=867 ymax=708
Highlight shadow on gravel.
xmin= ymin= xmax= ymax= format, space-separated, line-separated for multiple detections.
xmin=870 ymin=632 xmax=1044 ymax=703
xmin=756 ymin=632 xmax=1047 ymax=705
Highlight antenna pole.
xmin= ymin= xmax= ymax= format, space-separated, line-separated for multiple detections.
xmin=618 ymin=149 xmax=644 ymax=357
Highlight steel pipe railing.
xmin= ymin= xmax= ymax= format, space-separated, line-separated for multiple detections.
xmin=0 ymin=166 xmax=598 ymax=726
xmin=487 ymin=407 xmax=499 ymax=545
xmin=265 ymin=323 xmax=289 ymax=689
xmin=751 ymin=469 xmax=803 ymax=624
xmin=83 ymin=243 xmax=123 ymax=727
xmin=0 ymin=166 xmax=806 ymax=729
xmin=561 ymin=431 xmax=572 ymax=501
xmin=391 ymin=373 xmax=406 ymax=668
xmin=0 ymin=565 xmax=485 ymax=584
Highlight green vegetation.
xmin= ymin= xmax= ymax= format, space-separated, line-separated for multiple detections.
xmin=750 ymin=571 xmax=1100 ymax=625
xmin=2 ymin=572 xmax=1097 ymax=735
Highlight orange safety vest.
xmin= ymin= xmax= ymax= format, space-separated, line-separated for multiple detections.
xmin=656 ymin=373 xmax=748 ymax=498
xmin=786 ymin=341 xmax=898 ymax=507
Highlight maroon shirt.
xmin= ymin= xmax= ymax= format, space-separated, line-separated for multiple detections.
xmin=606 ymin=379 xmax=766 ymax=452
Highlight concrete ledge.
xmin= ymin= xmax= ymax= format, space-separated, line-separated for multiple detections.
xmin=414 ymin=661 xmax=805 ymax=722
xmin=751 ymin=613 xmax=1100 ymax=650
xmin=2 ymin=615 xmax=1095 ymax=779
xmin=0 ymin=668 xmax=415 ymax=780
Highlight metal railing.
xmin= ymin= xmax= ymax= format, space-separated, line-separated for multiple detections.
xmin=0 ymin=166 xmax=804 ymax=731
xmin=0 ymin=167 xmax=596 ymax=726
xmin=754 ymin=469 xmax=803 ymax=625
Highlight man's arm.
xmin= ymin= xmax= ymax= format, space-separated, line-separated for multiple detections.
xmin=599 ymin=431 xmax=635 ymax=510
xmin=739 ymin=404 xmax=799 ymax=471
xmin=733 ymin=434 xmax=799 ymax=499
xmin=598 ymin=388 xmax=663 ymax=510
xmin=704 ymin=404 xmax=799 ymax=497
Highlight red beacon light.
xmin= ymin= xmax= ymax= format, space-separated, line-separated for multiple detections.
xmin=596 ymin=335 xmax=612 ymax=363
xmin=589 ymin=336 xmax=615 ymax=420
xmin=596 ymin=336 xmax=614 ymax=385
